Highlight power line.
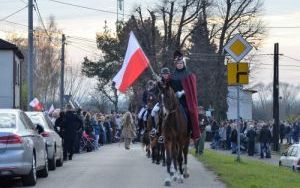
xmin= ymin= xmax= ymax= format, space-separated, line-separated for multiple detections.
xmin=48 ymin=0 xmax=131 ymax=16
xmin=67 ymin=35 xmax=97 ymax=44
xmin=252 ymin=63 xmax=300 ymax=68
xmin=19 ymin=0 xmax=27 ymax=4
xmin=282 ymin=55 xmax=300 ymax=62
xmin=34 ymin=0 xmax=51 ymax=39
xmin=0 ymin=5 xmax=28 ymax=21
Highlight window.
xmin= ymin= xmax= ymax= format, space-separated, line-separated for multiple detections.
xmin=0 ymin=113 xmax=16 ymax=129
xmin=21 ymin=112 xmax=36 ymax=131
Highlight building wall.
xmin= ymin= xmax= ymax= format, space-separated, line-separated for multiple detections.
xmin=0 ymin=50 xmax=13 ymax=108
xmin=227 ymin=87 xmax=253 ymax=120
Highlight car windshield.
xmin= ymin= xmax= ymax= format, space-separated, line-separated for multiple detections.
xmin=26 ymin=114 xmax=49 ymax=129
xmin=0 ymin=113 xmax=16 ymax=129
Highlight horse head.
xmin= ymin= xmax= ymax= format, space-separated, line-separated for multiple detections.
xmin=157 ymin=81 xmax=178 ymax=120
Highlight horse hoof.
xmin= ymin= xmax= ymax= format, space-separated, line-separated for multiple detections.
xmin=170 ymin=172 xmax=174 ymax=176
xmin=162 ymin=162 xmax=166 ymax=167
xmin=152 ymin=160 xmax=155 ymax=163
xmin=172 ymin=175 xmax=177 ymax=182
xmin=164 ymin=179 xmax=171 ymax=186
xmin=177 ymin=176 xmax=184 ymax=184
xmin=183 ymin=173 xmax=190 ymax=179
xmin=156 ymin=161 xmax=160 ymax=165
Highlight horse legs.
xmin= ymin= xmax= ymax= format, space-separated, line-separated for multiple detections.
xmin=171 ymin=144 xmax=179 ymax=182
xmin=176 ymin=146 xmax=184 ymax=183
xmin=183 ymin=142 xmax=190 ymax=179
xmin=164 ymin=142 xmax=172 ymax=186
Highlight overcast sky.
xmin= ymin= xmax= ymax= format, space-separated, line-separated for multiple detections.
xmin=0 ymin=0 xmax=299 ymax=87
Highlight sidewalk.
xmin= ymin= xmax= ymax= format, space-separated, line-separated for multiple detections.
xmin=204 ymin=142 xmax=280 ymax=166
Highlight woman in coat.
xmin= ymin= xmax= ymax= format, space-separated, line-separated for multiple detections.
xmin=121 ymin=111 xmax=136 ymax=150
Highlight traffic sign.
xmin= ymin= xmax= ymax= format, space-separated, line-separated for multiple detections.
xmin=224 ymin=34 xmax=253 ymax=62
xmin=227 ymin=63 xmax=249 ymax=85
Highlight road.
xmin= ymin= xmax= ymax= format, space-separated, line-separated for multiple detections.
xmin=1 ymin=143 xmax=226 ymax=188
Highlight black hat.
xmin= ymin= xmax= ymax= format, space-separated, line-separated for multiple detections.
xmin=160 ymin=67 xmax=170 ymax=74
xmin=173 ymin=50 xmax=183 ymax=61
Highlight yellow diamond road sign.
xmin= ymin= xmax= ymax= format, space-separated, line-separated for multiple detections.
xmin=224 ymin=34 xmax=252 ymax=62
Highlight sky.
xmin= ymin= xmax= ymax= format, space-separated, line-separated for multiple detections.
xmin=0 ymin=0 xmax=299 ymax=88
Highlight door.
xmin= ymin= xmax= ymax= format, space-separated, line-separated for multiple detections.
xmin=21 ymin=112 xmax=46 ymax=168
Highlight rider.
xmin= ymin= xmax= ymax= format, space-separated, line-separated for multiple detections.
xmin=151 ymin=67 xmax=171 ymax=130
xmin=169 ymin=50 xmax=201 ymax=141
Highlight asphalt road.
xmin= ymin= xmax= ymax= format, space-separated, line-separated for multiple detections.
xmin=1 ymin=143 xmax=226 ymax=188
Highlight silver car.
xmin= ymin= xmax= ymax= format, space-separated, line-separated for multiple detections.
xmin=26 ymin=112 xmax=64 ymax=171
xmin=279 ymin=144 xmax=300 ymax=171
xmin=0 ymin=109 xmax=48 ymax=186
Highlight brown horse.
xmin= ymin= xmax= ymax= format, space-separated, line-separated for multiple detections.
xmin=158 ymin=82 xmax=190 ymax=186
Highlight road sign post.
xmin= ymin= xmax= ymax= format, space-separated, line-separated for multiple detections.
xmin=224 ymin=34 xmax=252 ymax=162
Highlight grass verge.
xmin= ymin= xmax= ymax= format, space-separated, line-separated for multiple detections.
xmin=191 ymin=149 xmax=300 ymax=188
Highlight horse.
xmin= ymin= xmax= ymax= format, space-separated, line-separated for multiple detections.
xmin=158 ymin=82 xmax=190 ymax=186
xmin=142 ymin=92 xmax=157 ymax=158
xmin=147 ymin=108 xmax=166 ymax=166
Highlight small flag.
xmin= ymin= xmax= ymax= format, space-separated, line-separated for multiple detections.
xmin=48 ymin=104 xmax=55 ymax=114
xmin=29 ymin=98 xmax=43 ymax=111
xmin=113 ymin=31 xmax=149 ymax=93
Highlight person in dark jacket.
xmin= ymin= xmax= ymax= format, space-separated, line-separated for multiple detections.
xmin=246 ymin=125 xmax=256 ymax=156
xmin=226 ymin=123 xmax=232 ymax=150
xmin=63 ymin=104 xmax=83 ymax=160
xmin=104 ymin=116 xmax=112 ymax=144
xmin=259 ymin=124 xmax=272 ymax=158
xmin=279 ymin=122 xmax=285 ymax=144
xmin=231 ymin=124 xmax=238 ymax=154
xmin=54 ymin=111 xmax=65 ymax=138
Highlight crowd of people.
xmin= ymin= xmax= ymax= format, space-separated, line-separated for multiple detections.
xmin=50 ymin=104 xmax=137 ymax=161
xmin=205 ymin=118 xmax=300 ymax=158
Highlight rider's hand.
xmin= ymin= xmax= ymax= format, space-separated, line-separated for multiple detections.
xmin=152 ymin=73 xmax=162 ymax=82
xmin=176 ymin=90 xmax=185 ymax=98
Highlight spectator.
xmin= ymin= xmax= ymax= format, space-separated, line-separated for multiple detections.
xmin=231 ymin=123 xmax=238 ymax=154
xmin=54 ymin=111 xmax=65 ymax=138
xmin=121 ymin=111 xmax=136 ymax=150
xmin=259 ymin=124 xmax=272 ymax=159
xmin=63 ymin=105 xmax=82 ymax=160
xmin=246 ymin=124 xmax=256 ymax=156
xmin=279 ymin=122 xmax=285 ymax=144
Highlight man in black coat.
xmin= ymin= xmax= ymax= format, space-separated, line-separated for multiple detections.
xmin=246 ymin=125 xmax=256 ymax=156
xmin=259 ymin=124 xmax=272 ymax=158
xmin=279 ymin=122 xmax=285 ymax=144
xmin=63 ymin=105 xmax=83 ymax=160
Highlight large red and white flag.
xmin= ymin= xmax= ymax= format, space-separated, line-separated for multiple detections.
xmin=113 ymin=31 xmax=149 ymax=93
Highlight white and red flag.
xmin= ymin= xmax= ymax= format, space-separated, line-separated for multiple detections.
xmin=29 ymin=98 xmax=43 ymax=111
xmin=113 ymin=31 xmax=149 ymax=93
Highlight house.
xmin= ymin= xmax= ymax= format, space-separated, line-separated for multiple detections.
xmin=227 ymin=86 xmax=257 ymax=120
xmin=0 ymin=39 xmax=24 ymax=109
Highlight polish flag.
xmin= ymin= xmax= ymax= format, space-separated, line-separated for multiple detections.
xmin=29 ymin=98 xmax=43 ymax=111
xmin=113 ymin=31 xmax=149 ymax=93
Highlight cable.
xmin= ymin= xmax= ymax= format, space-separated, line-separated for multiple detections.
xmin=0 ymin=5 xmax=28 ymax=21
xmin=282 ymin=55 xmax=300 ymax=62
xmin=67 ymin=35 xmax=97 ymax=44
xmin=34 ymin=0 xmax=51 ymax=39
xmin=252 ymin=63 xmax=300 ymax=68
xmin=48 ymin=0 xmax=131 ymax=16
xmin=19 ymin=0 xmax=27 ymax=4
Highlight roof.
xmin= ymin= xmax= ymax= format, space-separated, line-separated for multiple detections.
xmin=0 ymin=39 xmax=24 ymax=59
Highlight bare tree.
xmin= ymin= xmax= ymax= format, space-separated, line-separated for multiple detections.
xmin=33 ymin=16 xmax=61 ymax=104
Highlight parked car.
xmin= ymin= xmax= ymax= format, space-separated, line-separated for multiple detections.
xmin=279 ymin=144 xmax=300 ymax=171
xmin=26 ymin=112 xmax=63 ymax=170
xmin=0 ymin=109 xmax=48 ymax=186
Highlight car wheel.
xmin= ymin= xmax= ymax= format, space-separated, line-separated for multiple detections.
xmin=38 ymin=153 xmax=49 ymax=178
xmin=49 ymin=152 xmax=56 ymax=170
xmin=22 ymin=155 xmax=37 ymax=186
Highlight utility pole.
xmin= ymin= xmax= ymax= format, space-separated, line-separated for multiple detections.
xmin=60 ymin=34 xmax=66 ymax=110
xmin=273 ymin=43 xmax=280 ymax=151
xmin=28 ymin=0 xmax=34 ymax=110
xmin=116 ymin=0 xmax=124 ymax=32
